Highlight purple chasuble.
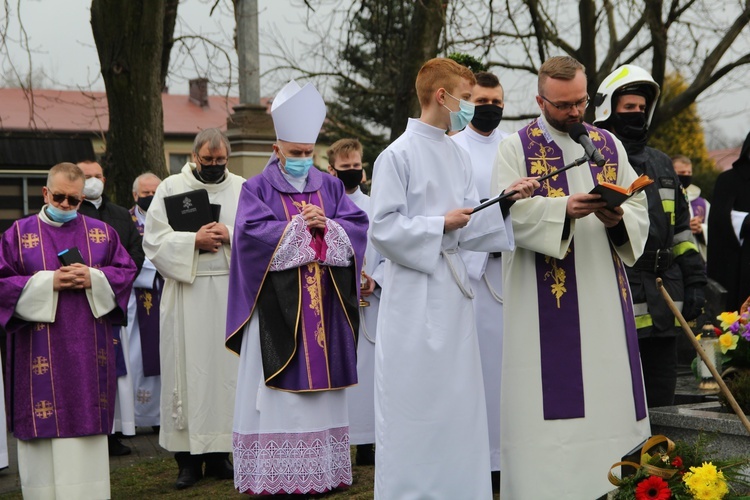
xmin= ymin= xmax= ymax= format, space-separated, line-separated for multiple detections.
xmin=129 ymin=207 xmax=162 ymax=376
xmin=226 ymin=156 xmax=368 ymax=392
xmin=519 ymin=120 xmax=647 ymax=421
xmin=0 ymin=213 xmax=136 ymax=440
xmin=690 ymin=197 xmax=707 ymax=222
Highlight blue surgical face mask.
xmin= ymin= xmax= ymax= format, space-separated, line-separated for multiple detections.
xmin=46 ymin=204 xmax=78 ymax=223
xmin=278 ymin=148 xmax=314 ymax=178
xmin=443 ymin=91 xmax=475 ymax=131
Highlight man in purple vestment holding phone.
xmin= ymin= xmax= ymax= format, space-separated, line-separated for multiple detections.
xmin=0 ymin=162 xmax=136 ymax=499
xmin=226 ymin=80 xmax=368 ymax=496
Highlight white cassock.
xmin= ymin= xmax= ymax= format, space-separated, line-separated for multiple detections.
xmin=144 ymin=164 xmax=242 ymax=453
xmin=113 ymin=325 xmax=135 ymax=436
xmin=370 ymin=118 xmax=515 ymax=499
xmin=452 ymin=125 xmax=509 ymax=472
xmin=492 ymin=115 xmax=651 ymax=500
xmin=345 ymin=187 xmax=385 ymax=445
xmin=125 ymin=206 xmax=161 ymax=427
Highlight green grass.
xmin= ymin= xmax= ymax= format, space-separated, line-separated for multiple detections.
xmin=0 ymin=448 xmax=376 ymax=499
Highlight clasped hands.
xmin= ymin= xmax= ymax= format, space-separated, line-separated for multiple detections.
xmin=195 ymin=222 xmax=230 ymax=253
xmin=53 ymin=263 xmax=91 ymax=291
xmin=444 ymin=177 xmax=540 ymax=232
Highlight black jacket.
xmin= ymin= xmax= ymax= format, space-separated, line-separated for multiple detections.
xmin=707 ymin=131 xmax=750 ymax=311
xmin=79 ymin=196 xmax=144 ymax=273
xmin=626 ymin=145 xmax=706 ymax=337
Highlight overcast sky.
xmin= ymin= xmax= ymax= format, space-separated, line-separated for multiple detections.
xmin=5 ymin=0 xmax=749 ymax=149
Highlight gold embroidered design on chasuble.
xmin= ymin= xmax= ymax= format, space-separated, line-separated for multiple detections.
xmin=612 ymin=251 xmax=631 ymax=311
xmin=32 ymin=356 xmax=50 ymax=375
xmin=88 ymin=227 xmax=107 ymax=244
xmin=21 ymin=233 xmax=40 ymax=249
xmin=34 ymin=400 xmax=54 ymax=419
xmin=139 ymin=291 xmax=153 ymax=315
xmin=99 ymin=392 xmax=108 ymax=408
xmin=543 ymin=249 xmax=572 ymax=308
xmin=527 ymin=126 xmax=564 ymax=199
xmin=589 ymin=129 xmax=619 ymax=184
xmin=35 ymin=323 xmax=46 ymax=331
xmin=97 ymin=348 xmax=108 ymax=367
xmin=305 ymin=262 xmax=326 ymax=349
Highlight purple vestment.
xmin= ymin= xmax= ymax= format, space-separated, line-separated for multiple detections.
xmin=226 ymin=156 xmax=368 ymax=392
xmin=0 ymin=213 xmax=136 ymax=440
xmin=129 ymin=206 xmax=162 ymax=376
xmin=519 ymin=119 xmax=647 ymax=421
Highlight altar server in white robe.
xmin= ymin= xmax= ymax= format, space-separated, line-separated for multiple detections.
xmin=491 ymin=56 xmax=651 ymax=500
xmin=370 ymin=58 xmax=538 ymax=499
xmin=144 ymin=128 xmax=243 ymax=489
xmin=327 ymin=138 xmax=385 ymax=466
xmin=451 ymin=71 xmax=509 ymax=488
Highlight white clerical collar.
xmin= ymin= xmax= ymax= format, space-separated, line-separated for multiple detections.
xmin=346 ymin=186 xmax=363 ymax=201
xmin=39 ymin=205 xmax=64 ymax=227
xmin=278 ymin=164 xmax=308 ymax=192
xmin=464 ymin=125 xmax=500 ymax=144
xmin=86 ymin=197 xmax=103 ymax=209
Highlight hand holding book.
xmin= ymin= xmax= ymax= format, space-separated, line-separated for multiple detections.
xmin=588 ymin=174 xmax=654 ymax=210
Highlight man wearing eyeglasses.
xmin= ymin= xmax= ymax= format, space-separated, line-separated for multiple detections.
xmin=0 ymin=162 xmax=137 ymax=499
xmin=595 ymin=65 xmax=706 ymax=410
xmin=491 ymin=56 xmax=651 ymax=499
xmin=143 ymin=128 xmax=244 ymax=489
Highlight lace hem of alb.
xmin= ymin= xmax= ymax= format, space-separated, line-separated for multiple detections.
xmin=270 ymin=215 xmax=316 ymax=271
xmin=322 ymin=220 xmax=354 ymax=267
xmin=232 ymin=427 xmax=352 ymax=495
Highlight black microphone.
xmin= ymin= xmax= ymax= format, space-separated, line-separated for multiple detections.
xmin=568 ymin=123 xmax=606 ymax=167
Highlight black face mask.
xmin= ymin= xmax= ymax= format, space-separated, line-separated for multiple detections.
xmin=136 ymin=195 xmax=153 ymax=212
xmin=196 ymin=163 xmax=226 ymax=183
xmin=678 ymin=175 xmax=692 ymax=189
xmin=612 ymin=112 xmax=648 ymax=141
xmin=470 ymin=104 xmax=503 ymax=133
xmin=333 ymin=167 xmax=363 ymax=190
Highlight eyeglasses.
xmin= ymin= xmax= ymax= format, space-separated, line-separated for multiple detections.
xmin=50 ymin=193 xmax=82 ymax=206
xmin=198 ymin=156 xmax=228 ymax=165
xmin=540 ymin=95 xmax=590 ymax=112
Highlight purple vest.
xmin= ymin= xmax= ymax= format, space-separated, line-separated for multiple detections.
xmin=519 ymin=120 xmax=647 ymax=421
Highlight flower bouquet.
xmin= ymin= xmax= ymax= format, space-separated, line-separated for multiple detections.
xmin=714 ymin=311 xmax=750 ymax=372
xmin=609 ymin=435 xmax=750 ymax=499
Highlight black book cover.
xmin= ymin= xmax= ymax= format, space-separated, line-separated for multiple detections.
xmin=164 ymin=189 xmax=215 ymax=232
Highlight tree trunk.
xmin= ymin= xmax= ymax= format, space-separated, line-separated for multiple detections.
xmin=91 ymin=0 xmax=172 ymax=205
xmin=389 ymin=0 xmax=447 ymax=141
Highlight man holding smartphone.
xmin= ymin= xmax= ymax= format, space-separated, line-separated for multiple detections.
xmin=0 ymin=162 xmax=136 ymax=499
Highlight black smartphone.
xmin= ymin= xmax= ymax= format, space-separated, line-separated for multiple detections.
xmin=57 ymin=247 xmax=85 ymax=266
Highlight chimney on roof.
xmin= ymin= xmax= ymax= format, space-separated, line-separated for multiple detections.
xmin=189 ymin=78 xmax=209 ymax=107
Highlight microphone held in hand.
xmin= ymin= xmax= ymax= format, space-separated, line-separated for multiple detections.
xmin=568 ymin=123 xmax=606 ymax=168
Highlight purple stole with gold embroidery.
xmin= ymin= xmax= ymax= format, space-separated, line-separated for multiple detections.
xmin=14 ymin=215 xmax=114 ymax=437
xmin=519 ymin=119 xmax=647 ymax=421
xmin=267 ymin=192 xmax=356 ymax=391
xmin=129 ymin=207 xmax=162 ymax=376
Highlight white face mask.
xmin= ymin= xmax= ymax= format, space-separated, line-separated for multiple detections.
xmin=83 ymin=177 xmax=104 ymax=200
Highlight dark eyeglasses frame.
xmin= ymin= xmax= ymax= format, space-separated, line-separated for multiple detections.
xmin=540 ymin=94 xmax=590 ymax=112
xmin=198 ymin=156 xmax=228 ymax=166
xmin=50 ymin=193 xmax=83 ymax=206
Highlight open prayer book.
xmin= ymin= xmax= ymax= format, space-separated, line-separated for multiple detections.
xmin=588 ymin=174 xmax=654 ymax=210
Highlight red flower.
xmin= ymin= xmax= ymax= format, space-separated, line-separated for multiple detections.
xmin=714 ymin=326 xmax=723 ymax=335
xmin=671 ymin=456 xmax=683 ymax=468
xmin=635 ymin=475 xmax=672 ymax=500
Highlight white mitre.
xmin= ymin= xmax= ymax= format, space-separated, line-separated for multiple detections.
xmin=271 ymin=80 xmax=326 ymax=144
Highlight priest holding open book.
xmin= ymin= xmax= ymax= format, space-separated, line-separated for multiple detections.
xmin=143 ymin=128 xmax=244 ymax=489
xmin=491 ymin=56 xmax=651 ymax=499
xmin=594 ymin=65 xmax=706 ymax=409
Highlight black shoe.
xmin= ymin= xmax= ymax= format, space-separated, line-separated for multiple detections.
xmin=175 ymin=452 xmax=203 ymax=489
xmin=355 ymin=444 xmax=375 ymax=466
xmin=108 ymin=435 xmax=132 ymax=456
xmin=491 ymin=470 xmax=500 ymax=493
xmin=152 ymin=425 xmax=160 ymax=435
xmin=204 ymin=452 xmax=234 ymax=480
